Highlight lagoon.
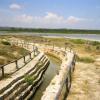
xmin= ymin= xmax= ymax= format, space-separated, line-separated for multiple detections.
xmin=0 ymin=32 xmax=100 ymax=41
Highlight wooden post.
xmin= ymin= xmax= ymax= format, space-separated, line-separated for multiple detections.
xmin=33 ymin=45 xmax=35 ymax=56
xmin=15 ymin=60 xmax=18 ymax=69
xmin=36 ymin=47 xmax=38 ymax=56
xmin=1 ymin=67 xmax=4 ymax=77
xmin=29 ymin=53 xmax=32 ymax=59
xmin=68 ymin=67 xmax=71 ymax=89
xmin=27 ymin=43 xmax=28 ymax=49
xmin=64 ymin=78 xmax=69 ymax=99
xmin=23 ymin=56 xmax=26 ymax=64
xmin=65 ymin=43 xmax=68 ymax=51
xmin=66 ymin=78 xmax=69 ymax=91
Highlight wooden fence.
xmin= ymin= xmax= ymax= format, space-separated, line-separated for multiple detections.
xmin=0 ymin=41 xmax=39 ymax=79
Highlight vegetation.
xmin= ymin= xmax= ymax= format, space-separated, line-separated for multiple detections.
xmin=9 ymin=35 xmax=100 ymax=55
xmin=76 ymin=55 xmax=95 ymax=63
xmin=1 ymin=41 xmax=11 ymax=45
xmin=0 ymin=37 xmax=30 ymax=65
xmin=24 ymin=61 xmax=44 ymax=85
xmin=0 ymin=27 xmax=100 ymax=34
xmin=69 ymin=39 xmax=85 ymax=44
xmin=0 ymin=35 xmax=99 ymax=65
xmin=24 ymin=75 xmax=35 ymax=85
xmin=90 ymin=41 xmax=100 ymax=46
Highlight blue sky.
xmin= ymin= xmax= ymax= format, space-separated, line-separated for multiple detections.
xmin=0 ymin=0 xmax=100 ymax=29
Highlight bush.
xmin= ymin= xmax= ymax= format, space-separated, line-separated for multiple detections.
xmin=70 ymin=39 xmax=85 ymax=44
xmin=24 ymin=75 xmax=35 ymax=85
xmin=90 ymin=41 xmax=100 ymax=46
xmin=96 ymin=45 xmax=100 ymax=50
xmin=1 ymin=41 xmax=11 ymax=45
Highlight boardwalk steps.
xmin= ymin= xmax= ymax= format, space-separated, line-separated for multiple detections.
xmin=0 ymin=54 xmax=50 ymax=100
xmin=0 ymin=53 xmax=44 ymax=94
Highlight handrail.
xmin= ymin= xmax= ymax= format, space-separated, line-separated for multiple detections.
xmin=0 ymin=39 xmax=76 ymax=99
xmin=0 ymin=41 xmax=39 ymax=79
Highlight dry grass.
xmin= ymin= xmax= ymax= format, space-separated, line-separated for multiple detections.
xmin=0 ymin=36 xmax=30 ymax=65
xmin=67 ymin=62 xmax=100 ymax=100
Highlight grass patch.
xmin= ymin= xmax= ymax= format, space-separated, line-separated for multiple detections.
xmin=76 ymin=55 xmax=95 ymax=63
xmin=90 ymin=41 xmax=100 ymax=46
xmin=24 ymin=75 xmax=35 ymax=85
xmin=0 ymin=38 xmax=30 ymax=65
xmin=24 ymin=61 xmax=44 ymax=85
xmin=70 ymin=39 xmax=85 ymax=44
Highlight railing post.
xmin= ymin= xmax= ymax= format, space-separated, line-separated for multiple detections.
xmin=26 ymin=42 xmax=28 ymax=49
xmin=64 ymin=78 xmax=69 ymax=99
xmin=23 ymin=56 xmax=26 ymax=64
xmin=1 ymin=67 xmax=4 ymax=77
xmin=33 ymin=45 xmax=35 ymax=56
xmin=15 ymin=60 xmax=19 ymax=69
xmin=29 ymin=53 xmax=32 ymax=59
xmin=68 ymin=67 xmax=71 ymax=89
xmin=36 ymin=47 xmax=38 ymax=55
xmin=72 ymin=60 xmax=75 ymax=71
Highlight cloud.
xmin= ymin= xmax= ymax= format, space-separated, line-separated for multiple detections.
xmin=15 ymin=12 xmax=65 ymax=24
xmin=9 ymin=4 xmax=22 ymax=10
xmin=43 ymin=12 xmax=64 ymax=23
xmin=66 ymin=16 xmax=85 ymax=24
xmin=16 ymin=14 xmax=34 ymax=23
xmin=0 ymin=12 xmax=91 ymax=28
xmin=15 ymin=13 xmax=85 ymax=25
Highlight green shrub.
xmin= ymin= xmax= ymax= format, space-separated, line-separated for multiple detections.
xmin=96 ymin=45 xmax=100 ymax=50
xmin=70 ymin=39 xmax=85 ymax=44
xmin=90 ymin=41 xmax=100 ymax=46
xmin=24 ymin=75 xmax=35 ymax=85
xmin=1 ymin=41 xmax=11 ymax=45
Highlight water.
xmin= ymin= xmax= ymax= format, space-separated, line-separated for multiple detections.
xmin=0 ymin=32 xmax=100 ymax=41
xmin=32 ymin=55 xmax=61 ymax=100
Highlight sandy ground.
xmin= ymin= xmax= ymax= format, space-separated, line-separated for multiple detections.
xmin=67 ymin=61 xmax=100 ymax=100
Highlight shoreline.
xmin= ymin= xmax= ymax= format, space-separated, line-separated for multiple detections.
xmin=0 ymin=32 xmax=100 ymax=42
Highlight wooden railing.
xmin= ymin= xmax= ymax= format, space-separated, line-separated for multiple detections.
xmin=0 ymin=41 xmax=39 ymax=79
xmin=1 ymin=38 xmax=76 ymax=99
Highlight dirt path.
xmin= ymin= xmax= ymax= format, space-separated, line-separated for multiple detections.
xmin=67 ymin=62 xmax=100 ymax=100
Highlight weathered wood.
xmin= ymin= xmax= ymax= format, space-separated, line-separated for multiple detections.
xmin=29 ymin=53 xmax=32 ymax=59
xmin=1 ymin=67 xmax=4 ymax=77
xmin=0 ymin=40 xmax=38 ymax=78
xmin=41 ymin=49 xmax=75 ymax=100
xmin=15 ymin=60 xmax=18 ymax=69
xmin=23 ymin=56 xmax=26 ymax=64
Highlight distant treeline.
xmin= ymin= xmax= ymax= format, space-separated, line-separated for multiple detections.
xmin=0 ymin=27 xmax=100 ymax=34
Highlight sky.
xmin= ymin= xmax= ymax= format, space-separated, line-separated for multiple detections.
xmin=0 ymin=0 xmax=100 ymax=29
